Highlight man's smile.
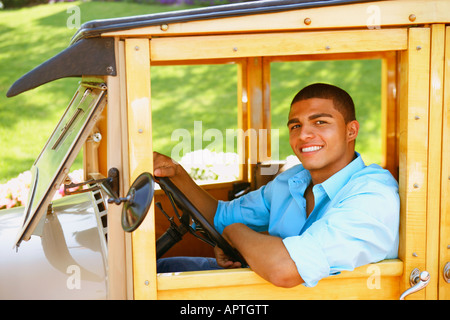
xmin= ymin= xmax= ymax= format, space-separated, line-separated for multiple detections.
xmin=301 ymin=145 xmax=323 ymax=153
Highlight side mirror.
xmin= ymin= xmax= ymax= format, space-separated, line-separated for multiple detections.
xmin=102 ymin=172 xmax=155 ymax=232
xmin=67 ymin=169 xmax=155 ymax=233
xmin=120 ymin=172 xmax=155 ymax=232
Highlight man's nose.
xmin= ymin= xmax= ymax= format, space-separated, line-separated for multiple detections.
xmin=298 ymin=125 xmax=315 ymax=141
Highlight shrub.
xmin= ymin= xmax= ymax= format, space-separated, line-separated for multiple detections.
xmin=0 ymin=169 xmax=84 ymax=210
xmin=179 ymin=149 xmax=240 ymax=182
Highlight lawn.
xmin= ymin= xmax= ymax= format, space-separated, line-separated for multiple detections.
xmin=0 ymin=1 xmax=203 ymax=183
xmin=0 ymin=1 xmax=382 ymax=184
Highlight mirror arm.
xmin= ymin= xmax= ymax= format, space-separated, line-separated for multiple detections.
xmin=63 ymin=167 xmax=120 ymax=198
xmin=100 ymin=168 xmax=120 ymax=200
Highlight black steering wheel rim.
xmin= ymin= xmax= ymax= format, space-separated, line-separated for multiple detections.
xmin=156 ymin=176 xmax=247 ymax=267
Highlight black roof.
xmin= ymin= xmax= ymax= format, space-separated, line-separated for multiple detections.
xmin=71 ymin=0 xmax=374 ymax=43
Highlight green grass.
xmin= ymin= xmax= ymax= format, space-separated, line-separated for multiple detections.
xmin=152 ymin=60 xmax=382 ymax=164
xmin=0 ymin=1 xmax=203 ymax=183
xmin=151 ymin=63 xmax=239 ymax=159
xmin=0 ymin=1 xmax=382 ymax=184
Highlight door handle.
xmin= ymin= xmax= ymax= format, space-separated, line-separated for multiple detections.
xmin=444 ymin=262 xmax=450 ymax=283
xmin=399 ymin=268 xmax=430 ymax=300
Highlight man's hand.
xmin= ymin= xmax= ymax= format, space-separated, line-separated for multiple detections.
xmin=214 ymin=246 xmax=242 ymax=269
xmin=153 ymin=151 xmax=219 ymax=226
xmin=153 ymin=151 xmax=179 ymax=178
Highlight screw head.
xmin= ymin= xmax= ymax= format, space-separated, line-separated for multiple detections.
xmin=106 ymin=66 xmax=114 ymax=75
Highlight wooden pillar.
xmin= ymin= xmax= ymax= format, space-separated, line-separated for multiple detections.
xmin=398 ymin=27 xmax=430 ymax=300
xmin=125 ymin=38 xmax=157 ymax=299
xmin=426 ymin=24 xmax=445 ymax=300
xmin=104 ymin=38 xmax=128 ymax=300
xmin=439 ymin=26 xmax=450 ymax=300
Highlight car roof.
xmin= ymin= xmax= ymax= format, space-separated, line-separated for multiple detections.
xmin=71 ymin=0 xmax=372 ymax=43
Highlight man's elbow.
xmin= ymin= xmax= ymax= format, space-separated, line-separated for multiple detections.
xmin=267 ymin=267 xmax=303 ymax=288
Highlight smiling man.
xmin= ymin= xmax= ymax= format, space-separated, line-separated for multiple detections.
xmin=155 ymin=83 xmax=400 ymax=288
xmin=287 ymin=88 xmax=359 ymax=185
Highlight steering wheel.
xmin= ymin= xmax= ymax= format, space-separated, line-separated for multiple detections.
xmin=155 ymin=176 xmax=247 ymax=267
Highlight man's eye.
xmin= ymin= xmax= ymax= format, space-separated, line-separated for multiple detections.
xmin=290 ymin=124 xmax=301 ymax=131
xmin=315 ymin=120 xmax=327 ymax=125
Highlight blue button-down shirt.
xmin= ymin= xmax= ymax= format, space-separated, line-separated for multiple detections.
xmin=214 ymin=153 xmax=400 ymax=287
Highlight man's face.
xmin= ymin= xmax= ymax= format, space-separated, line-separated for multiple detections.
xmin=287 ymin=98 xmax=359 ymax=183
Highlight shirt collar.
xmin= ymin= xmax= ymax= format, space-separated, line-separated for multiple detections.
xmin=320 ymin=152 xmax=365 ymax=200
xmin=288 ymin=152 xmax=366 ymax=199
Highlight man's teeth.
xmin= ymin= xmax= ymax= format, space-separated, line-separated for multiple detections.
xmin=302 ymin=146 xmax=322 ymax=152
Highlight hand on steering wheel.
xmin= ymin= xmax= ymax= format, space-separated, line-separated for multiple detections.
xmin=214 ymin=246 xmax=242 ymax=269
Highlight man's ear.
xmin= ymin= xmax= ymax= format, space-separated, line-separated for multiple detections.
xmin=347 ymin=120 xmax=359 ymax=142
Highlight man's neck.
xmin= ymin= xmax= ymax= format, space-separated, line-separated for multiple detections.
xmin=309 ymin=151 xmax=357 ymax=185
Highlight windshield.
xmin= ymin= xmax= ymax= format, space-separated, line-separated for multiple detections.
xmin=15 ymin=80 xmax=107 ymax=248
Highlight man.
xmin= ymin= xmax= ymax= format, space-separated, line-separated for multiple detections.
xmin=154 ymin=83 xmax=399 ymax=288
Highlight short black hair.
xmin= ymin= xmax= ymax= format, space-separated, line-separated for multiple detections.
xmin=290 ymin=83 xmax=356 ymax=123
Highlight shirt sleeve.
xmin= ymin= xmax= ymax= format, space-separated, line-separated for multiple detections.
xmin=282 ymin=178 xmax=400 ymax=287
xmin=214 ymin=183 xmax=272 ymax=234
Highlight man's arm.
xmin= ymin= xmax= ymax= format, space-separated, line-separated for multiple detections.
xmin=154 ymin=152 xmax=303 ymax=287
xmin=222 ymin=223 xmax=304 ymax=288
xmin=153 ymin=152 xmax=218 ymax=225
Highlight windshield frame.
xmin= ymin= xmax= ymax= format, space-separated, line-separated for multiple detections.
xmin=15 ymin=80 xmax=107 ymax=248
